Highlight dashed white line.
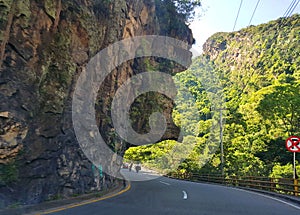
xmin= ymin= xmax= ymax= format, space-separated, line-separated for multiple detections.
xmin=182 ymin=190 xmax=188 ymax=200
xmin=159 ymin=181 xmax=171 ymax=186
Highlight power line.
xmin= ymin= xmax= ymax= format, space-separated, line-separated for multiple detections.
xmin=248 ymin=0 xmax=261 ymax=26
xmin=283 ymin=0 xmax=296 ymax=17
xmin=283 ymin=0 xmax=299 ymax=17
xmin=287 ymin=0 xmax=300 ymax=17
xmin=233 ymin=0 xmax=243 ymax=31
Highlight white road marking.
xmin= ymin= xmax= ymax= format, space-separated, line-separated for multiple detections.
xmin=230 ymin=187 xmax=300 ymax=210
xmin=182 ymin=190 xmax=188 ymax=200
xmin=159 ymin=181 xmax=171 ymax=186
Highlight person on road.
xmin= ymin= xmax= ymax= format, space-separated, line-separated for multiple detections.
xmin=129 ymin=162 xmax=133 ymax=172
xmin=135 ymin=163 xmax=141 ymax=173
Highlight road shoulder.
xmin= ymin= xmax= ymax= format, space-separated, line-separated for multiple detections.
xmin=0 ymin=181 xmax=130 ymax=215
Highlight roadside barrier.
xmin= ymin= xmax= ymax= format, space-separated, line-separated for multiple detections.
xmin=167 ymin=172 xmax=299 ymax=197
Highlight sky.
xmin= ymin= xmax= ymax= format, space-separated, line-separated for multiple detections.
xmin=190 ymin=0 xmax=300 ymax=55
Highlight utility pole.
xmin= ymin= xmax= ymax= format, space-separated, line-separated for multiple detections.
xmin=220 ymin=109 xmax=224 ymax=176
xmin=293 ymin=152 xmax=298 ymax=196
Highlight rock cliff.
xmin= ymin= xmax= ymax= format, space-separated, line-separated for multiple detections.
xmin=0 ymin=0 xmax=194 ymax=207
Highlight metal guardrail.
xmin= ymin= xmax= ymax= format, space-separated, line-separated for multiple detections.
xmin=167 ymin=172 xmax=299 ymax=197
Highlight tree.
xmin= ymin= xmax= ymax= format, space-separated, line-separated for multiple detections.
xmin=255 ymin=82 xmax=300 ymax=136
xmin=172 ymin=0 xmax=201 ymax=21
xmin=157 ymin=0 xmax=202 ymax=22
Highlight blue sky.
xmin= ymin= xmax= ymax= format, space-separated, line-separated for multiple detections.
xmin=190 ymin=0 xmax=300 ymax=54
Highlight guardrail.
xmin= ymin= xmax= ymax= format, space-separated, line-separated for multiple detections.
xmin=167 ymin=172 xmax=299 ymax=197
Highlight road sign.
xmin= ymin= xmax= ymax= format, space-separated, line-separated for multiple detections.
xmin=286 ymin=136 xmax=300 ymax=153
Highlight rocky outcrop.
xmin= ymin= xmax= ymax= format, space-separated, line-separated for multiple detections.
xmin=0 ymin=111 xmax=27 ymax=163
xmin=0 ymin=0 xmax=194 ymax=207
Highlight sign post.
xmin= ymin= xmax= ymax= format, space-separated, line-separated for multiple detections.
xmin=285 ymin=136 xmax=300 ymax=196
xmin=294 ymin=152 xmax=296 ymax=179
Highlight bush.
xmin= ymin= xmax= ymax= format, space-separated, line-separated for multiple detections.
xmin=0 ymin=162 xmax=18 ymax=184
xmin=270 ymin=163 xmax=300 ymax=178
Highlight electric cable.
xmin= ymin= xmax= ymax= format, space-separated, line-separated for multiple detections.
xmin=283 ymin=0 xmax=296 ymax=17
xmin=233 ymin=0 xmax=243 ymax=31
xmin=248 ymin=0 xmax=261 ymax=26
xmin=283 ymin=0 xmax=299 ymax=17
xmin=286 ymin=0 xmax=299 ymax=17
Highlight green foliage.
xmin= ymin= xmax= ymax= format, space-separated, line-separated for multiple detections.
xmin=157 ymin=0 xmax=201 ymax=22
xmin=124 ymin=14 xmax=300 ymax=178
xmin=255 ymin=82 xmax=300 ymax=136
xmin=0 ymin=162 xmax=18 ymax=184
xmin=270 ymin=163 xmax=300 ymax=178
xmin=93 ymin=0 xmax=112 ymax=18
xmin=38 ymin=28 xmax=77 ymax=113
xmin=155 ymin=0 xmax=201 ymax=38
xmin=202 ymin=14 xmax=300 ymax=177
xmin=8 ymin=202 xmax=21 ymax=209
xmin=44 ymin=0 xmax=57 ymax=19
xmin=172 ymin=0 xmax=201 ymax=21
xmin=124 ymin=140 xmax=177 ymax=172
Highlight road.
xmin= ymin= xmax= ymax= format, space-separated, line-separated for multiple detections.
xmin=47 ymin=169 xmax=300 ymax=215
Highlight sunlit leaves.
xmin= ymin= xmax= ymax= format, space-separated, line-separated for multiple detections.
xmin=255 ymin=82 xmax=300 ymax=136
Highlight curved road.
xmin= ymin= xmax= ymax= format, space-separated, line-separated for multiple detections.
xmin=48 ymin=170 xmax=300 ymax=215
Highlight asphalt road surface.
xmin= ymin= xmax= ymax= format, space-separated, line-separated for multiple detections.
xmin=48 ymin=169 xmax=300 ymax=215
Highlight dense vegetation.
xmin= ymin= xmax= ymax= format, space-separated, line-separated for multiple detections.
xmin=156 ymin=0 xmax=201 ymax=21
xmin=125 ymin=14 xmax=300 ymax=178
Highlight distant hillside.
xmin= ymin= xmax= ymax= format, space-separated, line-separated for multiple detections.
xmin=203 ymin=13 xmax=299 ymax=97
xmin=198 ymin=13 xmax=300 ymax=176
xmin=125 ymin=14 xmax=300 ymax=177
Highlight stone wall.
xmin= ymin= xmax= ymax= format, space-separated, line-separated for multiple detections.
xmin=0 ymin=0 xmax=193 ymax=206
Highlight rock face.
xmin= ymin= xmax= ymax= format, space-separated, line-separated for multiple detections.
xmin=0 ymin=0 xmax=194 ymax=206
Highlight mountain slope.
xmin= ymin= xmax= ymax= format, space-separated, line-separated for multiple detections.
xmin=125 ymin=14 xmax=300 ymax=177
